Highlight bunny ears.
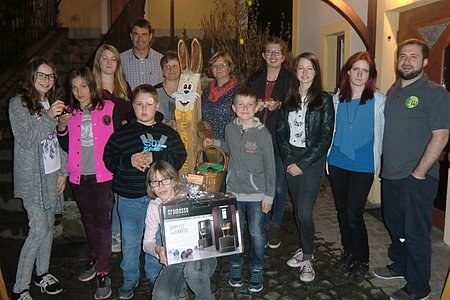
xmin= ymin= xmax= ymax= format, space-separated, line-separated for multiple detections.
xmin=178 ymin=38 xmax=203 ymax=74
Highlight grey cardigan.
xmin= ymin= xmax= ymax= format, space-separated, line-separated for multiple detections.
xmin=9 ymin=95 xmax=67 ymax=213
xmin=214 ymin=117 xmax=275 ymax=204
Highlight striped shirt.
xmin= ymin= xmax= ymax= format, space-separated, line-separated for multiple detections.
xmin=120 ymin=48 xmax=164 ymax=89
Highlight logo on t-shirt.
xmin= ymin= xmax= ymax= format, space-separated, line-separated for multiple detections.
xmin=244 ymin=141 xmax=257 ymax=153
xmin=140 ymin=133 xmax=168 ymax=152
xmin=405 ymin=96 xmax=419 ymax=109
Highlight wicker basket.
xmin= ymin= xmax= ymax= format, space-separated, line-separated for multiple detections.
xmin=195 ymin=145 xmax=229 ymax=192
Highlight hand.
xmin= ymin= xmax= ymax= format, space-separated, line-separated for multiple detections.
xmin=48 ymin=100 xmax=65 ymax=118
xmin=203 ymin=138 xmax=213 ymax=147
xmin=261 ymin=202 xmax=272 ymax=214
xmin=57 ymin=112 xmax=71 ymax=131
xmin=131 ymin=152 xmax=153 ymax=172
xmin=156 ymin=246 xmax=168 ymax=266
xmin=56 ymin=176 xmax=66 ymax=194
xmin=287 ymin=164 xmax=303 ymax=176
xmin=411 ymin=171 xmax=426 ymax=180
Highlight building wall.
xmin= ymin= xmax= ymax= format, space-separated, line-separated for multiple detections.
xmin=59 ymin=0 xmax=103 ymax=38
xmin=147 ymin=0 xmax=219 ymax=38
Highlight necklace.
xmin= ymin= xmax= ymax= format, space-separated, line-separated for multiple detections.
xmin=346 ymin=100 xmax=360 ymax=128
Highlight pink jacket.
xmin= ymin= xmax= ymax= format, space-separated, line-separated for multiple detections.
xmin=62 ymin=101 xmax=115 ymax=184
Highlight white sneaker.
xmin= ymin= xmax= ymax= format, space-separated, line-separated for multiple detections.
xmin=299 ymin=260 xmax=315 ymax=282
xmin=287 ymin=248 xmax=304 ymax=267
xmin=112 ymin=234 xmax=121 ymax=253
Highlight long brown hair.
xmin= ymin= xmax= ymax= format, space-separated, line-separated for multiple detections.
xmin=67 ymin=66 xmax=103 ymax=111
xmin=283 ymin=52 xmax=324 ymax=112
xmin=338 ymin=51 xmax=377 ymax=105
xmin=18 ymin=56 xmax=58 ymax=116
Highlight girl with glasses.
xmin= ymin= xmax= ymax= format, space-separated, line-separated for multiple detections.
xmin=143 ymin=160 xmax=216 ymax=299
xmin=9 ymin=56 xmax=66 ymax=300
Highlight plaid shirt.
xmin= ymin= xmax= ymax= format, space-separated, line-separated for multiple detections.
xmin=120 ymin=48 xmax=164 ymax=89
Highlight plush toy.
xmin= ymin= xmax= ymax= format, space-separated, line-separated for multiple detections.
xmin=172 ymin=39 xmax=203 ymax=175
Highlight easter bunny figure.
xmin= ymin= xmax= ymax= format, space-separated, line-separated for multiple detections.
xmin=172 ymin=38 xmax=203 ymax=174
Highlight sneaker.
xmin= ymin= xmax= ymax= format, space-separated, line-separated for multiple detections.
xmin=78 ymin=260 xmax=97 ymax=282
xmin=118 ymin=281 xmax=139 ymax=299
xmin=112 ymin=233 xmax=121 ymax=253
xmin=373 ymin=265 xmax=404 ymax=280
xmin=287 ymin=248 xmax=304 ymax=267
xmin=299 ymin=260 xmax=315 ymax=282
xmin=95 ymin=273 xmax=112 ymax=300
xmin=34 ymin=273 xmax=63 ymax=295
xmin=347 ymin=261 xmax=368 ymax=283
xmin=337 ymin=251 xmax=353 ymax=273
xmin=11 ymin=290 xmax=33 ymax=300
xmin=248 ymin=269 xmax=263 ymax=292
xmin=228 ymin=265 xmax=243 ymax=287
xmin=390 ymin=286 xmax=429 ymax=300
xmin=266 ymin=226 xmax=281 ymax=249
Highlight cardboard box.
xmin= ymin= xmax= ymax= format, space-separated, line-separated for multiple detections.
xmin=160 ymin=192 xmax=243 ymax=265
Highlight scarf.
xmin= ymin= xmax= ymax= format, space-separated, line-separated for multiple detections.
xmin=208 ymin=76 xmax=238 ymax=102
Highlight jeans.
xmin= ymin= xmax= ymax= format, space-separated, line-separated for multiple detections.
xmin=152 ymin=258 xmax=217 ymax=300
xmin=328 ymin=165 xmax=374 ymax=263
xmin=229 ymin=201 xmax=265 ymax=271
xmin=71 ymin=177 xmax=112 ymax=273
xmin=382 ymin=175 xmax=437 ymax=297
xmin=265 ymin=155 xmax=288 ymax=229
xmin=286 ymin=148 xmax=324 ymax=259
xmin=117 ymin=195 xmax=162 ymax=286
xmin=111 ymin=193 xmax=121 ymax=238
xmin=14 ymin=175 xmax=58 ymax=293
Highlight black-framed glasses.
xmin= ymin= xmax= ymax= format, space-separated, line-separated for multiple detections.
xmin=149 ymin=178 xmax=172 ymax=188
xmin=35 ymin=72 xmax=56 ymax=81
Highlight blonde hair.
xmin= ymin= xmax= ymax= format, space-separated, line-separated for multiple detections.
xmin=92 ymin=44 xmax=129 ymax=101
xmin=146 ymin=160 xmax=182 ymax=200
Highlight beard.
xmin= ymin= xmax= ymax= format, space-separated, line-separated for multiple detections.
xmin=398 ymin=65 xmax=423 ymax=80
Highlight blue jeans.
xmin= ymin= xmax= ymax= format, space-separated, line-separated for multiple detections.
xmin=265 ymin=155 xmax=288 ymax=229
xmin=229 ymin=201 xmax=265 ymax=271
xmin=111 ymin=193 xmax=120 ymax=238
xmin=152 ymin=258 xmax=217 ymax=300
xmin=117 ymin=195 xmax=162 ymax=286
xmin=382 ymin=175 xmax=437 ymax=298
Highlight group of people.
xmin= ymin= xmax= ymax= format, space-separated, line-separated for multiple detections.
xmin=8 ymin=13 xmax=450 ymax=300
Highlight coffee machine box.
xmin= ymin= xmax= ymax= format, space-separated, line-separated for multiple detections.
xmin=160 ymin=193 xmax=243 ymax=265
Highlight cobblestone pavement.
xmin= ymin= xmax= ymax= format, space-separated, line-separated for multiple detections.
xmin=1 ymin=179 xmax=449 ymax=299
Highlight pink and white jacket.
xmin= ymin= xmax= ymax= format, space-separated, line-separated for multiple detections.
xmin=59 ymin=100 xmax=115 ymax=184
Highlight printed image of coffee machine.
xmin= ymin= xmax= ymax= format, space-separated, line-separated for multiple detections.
xmin=197 ymin=219 xmax=213 ymax=249
xmin=212 ymin=205 xmax=239 ymax=252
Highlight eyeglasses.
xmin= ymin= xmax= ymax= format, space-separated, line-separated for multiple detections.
xmin=35 ymin=72 xmax=56 ymax=81
xmin=265 ymin=49 xmax=283 ymax=56
xmin=211 ymin=63 xmax=228 ymax=70
xmin=149 ymin=178 xmax=172 ymax=188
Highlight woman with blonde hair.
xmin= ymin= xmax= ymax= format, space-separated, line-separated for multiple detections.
xmin=93 ymin=44 xmax=133 ymax=254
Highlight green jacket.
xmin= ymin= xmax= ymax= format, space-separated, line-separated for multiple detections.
xmin=277 ymin=92 xmax=335 ymax=170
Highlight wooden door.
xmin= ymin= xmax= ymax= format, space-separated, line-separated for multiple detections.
xmin=110 ymin=0 xmax=129 ymax=25
xmin=398 ymin=0 xmax=450 ymax=230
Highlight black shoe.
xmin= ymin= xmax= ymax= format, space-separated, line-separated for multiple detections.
xmin=337 ymin=251 xmax=353 ymax=273
xmin=11 ymin=290 xmax=33 ymax=300
xmin=34 ymin=273 xmax=63 ymax=295
xmin=347 ymin=261 xmax=368 ymax=283
xmin=390 ymin=286 xmax=429 ymax=300
xmin=373 ymin=264 xmax=404 ymax=280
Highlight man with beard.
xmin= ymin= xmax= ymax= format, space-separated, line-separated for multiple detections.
xmin=373 ymin=38 xmax=450 ymax=300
